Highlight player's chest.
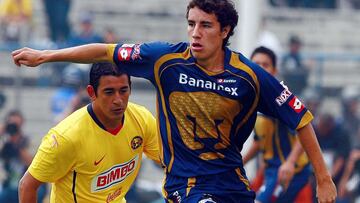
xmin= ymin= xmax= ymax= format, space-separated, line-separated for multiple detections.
xmin=75 ymin=127 xmax=145 ymax=171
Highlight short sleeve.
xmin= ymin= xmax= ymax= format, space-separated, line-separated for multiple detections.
xmin=141 ymin=110 xmax=160 ymax=163
xmin=109 ymin=42 xmax=188 ymax=84
xmin=255 ymin=65 xmax=313 ymax=130
xmin=28 ymin=129 xmax=76 ymax=183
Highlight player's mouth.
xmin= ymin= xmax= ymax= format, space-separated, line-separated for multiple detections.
xmin=112 ymin=108 xmax=125 ymax=114
xmin=191 ymin=42 xmax=203 ymax=52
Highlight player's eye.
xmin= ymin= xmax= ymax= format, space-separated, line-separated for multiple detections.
xmin=104 ymin=90 xmax=114 ymax=95
xmin=203 ymin=23 xmax=212 ymax=28
xmin=120 ymin=87 xmax=129 ymax=94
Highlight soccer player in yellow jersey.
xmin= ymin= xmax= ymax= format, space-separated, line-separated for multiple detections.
xmin=18 ymin=62 xmax=160 ymax=203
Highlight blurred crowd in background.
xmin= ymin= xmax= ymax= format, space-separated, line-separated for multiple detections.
xmin=0 ymin=0 xmax=359 ymax=203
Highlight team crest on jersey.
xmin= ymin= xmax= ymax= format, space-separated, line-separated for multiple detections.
xmin=91 ymin=155 xmax=138 ymax=192
xmin=131 ymin=136 xmax=143 ymax=150
xmin=288 ymin=96 xmax=304 ymax=113
xmin=117 ymin=44 xmax=135 ymax=61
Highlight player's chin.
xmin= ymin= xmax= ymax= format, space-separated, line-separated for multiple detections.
xmin=113 ymin=112 xmax=124 ymax=118
xmin=192 ymin=52 xmax=208 ymax=62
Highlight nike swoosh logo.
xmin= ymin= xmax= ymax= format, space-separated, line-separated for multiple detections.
xmin=51 ymin=134 xmax=58 ymax=148
xmin=94 ymin=155 xmax=106 ymax=166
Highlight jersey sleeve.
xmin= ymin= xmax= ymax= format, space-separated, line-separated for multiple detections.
xmin=255 ymin=65 xmax=313 ymax=130
xmin=141 ymin=109 xmax=160 ymax=163
xmin=107 ymin=42 xmax=188 ymax=83
xmin=28 ymin=129 xmax=76 ymax=183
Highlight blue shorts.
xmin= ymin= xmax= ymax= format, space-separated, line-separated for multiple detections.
xmin=256 ymin=166 xmax=310 ymax=203
xmin=163 ymin=168 xmax=256 ymax=203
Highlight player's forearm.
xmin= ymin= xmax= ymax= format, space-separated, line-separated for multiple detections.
xmin=19 ymin=180 xmax=38 ymax=203
xmin=297 ymin=124 xmax=331 ymax=182
xmin=339 ymin=158 xmax=355 ymax=185
xmin=242 ymin=142 xmax=260 ymax=164
xmin=19 ymin=171 xmax=44 ymax=203
xmin=19 ymin=189 xmax=37 ymax=203
xmin=285 ymin=140 xmax=303 ymax=165
xmin=42 ymin=43 xmax=110 ymax=64
xmin=331 ymin=158 xmax=344 ymax=178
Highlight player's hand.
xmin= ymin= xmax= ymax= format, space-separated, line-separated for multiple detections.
xmin=316 ymin=175 xmax=336 ymax=203
xmin=12 ymin=47 xmax=43 ymax=67
xmin=277 ymin=161 xmax=295 ymax=191
xmin=337 ymin=180 xmax=347 ymax=198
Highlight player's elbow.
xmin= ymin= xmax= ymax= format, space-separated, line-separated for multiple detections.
xmin=18 ymin=175 xmax=27 ymax=198
xmin=18 ymin=171 xmax=41 ymax=201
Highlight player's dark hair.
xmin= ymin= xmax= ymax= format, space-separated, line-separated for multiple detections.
xmin=186 ymin=0 xmax=238 ymax=48
xmin=89 ymin=62 xmax=131 ymax=94
xmin=250 ymin=46 xmax=277 ymax=69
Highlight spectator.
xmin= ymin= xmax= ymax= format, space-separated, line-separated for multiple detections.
xmin=0 ymin=0 xmax=32 ymax=44
xmin=50 ymin=64 xmax=85 ymax=123
xmin=67 ymin=12 xmax=103 ymax=46
xmin=313 ymin=113 xmax=351 ymax=185
xmin=301 ymin=87 xmax=322 ymax=118
xmin=0 ymin=91 xmax=6 ymax=110
xmin=340 ymin=86 xmax=360 ymax=145
xmin=43 ymin=0 xmax=71 ymax=44
xmin=281 ymin=35 xmax=309 ymax=95
xmin=0 ymin=110 xmax=47 ymax=203
xmin=103 ymin=27 xmax=118 ymax=43
xmin=287 ymin=0 xmax=336 ymax=8
xmin=350 ymin=0 xmax=360 ymax=9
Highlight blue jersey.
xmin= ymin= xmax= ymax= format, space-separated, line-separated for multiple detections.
xmin=108 ymin=42 xmax=313 ymax=178
xmin=254 ymin=114 xmax=309 ymax=173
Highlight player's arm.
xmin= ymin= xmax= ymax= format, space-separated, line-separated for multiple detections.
xmin=242 ymin=140 xmax=260 ymax=165
xmin=339 ymin=149 xmax=360 ymax=196
xmin=19 ymin=171 xmax=44 ymax=203
xmin=297 ymin=123 xmax=336 ymax=203
xmin=12 ymin=43 xmax=112 ymax=67
xmin=141 ymin=108 xmax=161 ymax=164
xmin=277 ymin=140 xmax=303 ymax=190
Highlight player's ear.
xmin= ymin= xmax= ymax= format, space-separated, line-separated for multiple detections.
xmin=221 ymin=25 xmax=230 ymax=39
xmin=273 ymin=67 xmax=278 ymax=75
xmin=87 ymin=85 xmax=96 ymax=101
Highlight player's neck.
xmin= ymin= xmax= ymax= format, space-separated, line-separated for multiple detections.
xmin=197 ymin=50 xmax=225 ymax=72
xmin=91 ymin=104 xmax=123 ymax=130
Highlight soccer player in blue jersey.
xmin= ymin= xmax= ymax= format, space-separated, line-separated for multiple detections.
xmin=12 ymin=0 xmax=336 ymax=202
xmin=243 ymin=46 xmax=311 ymax=203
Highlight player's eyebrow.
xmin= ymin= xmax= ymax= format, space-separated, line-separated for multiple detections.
xmin=103 ymin=87 xmax=115 ymax=92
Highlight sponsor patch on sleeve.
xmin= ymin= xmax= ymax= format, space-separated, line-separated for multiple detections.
xmin=117 ymin=44 xmax=135 ymax=61
xmin=288 ymin=96 xmax=304 ymax=113
xmin=275 ymin=81 xmax=292 ymax=106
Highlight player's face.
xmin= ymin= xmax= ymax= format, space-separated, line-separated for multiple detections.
xmin=251 ymin=53 xmax=277 ymax=76
xmin=89 ymin=74 xmax=130 ymax=126
xmin=187 ymin=7 xmax=229 ymax=65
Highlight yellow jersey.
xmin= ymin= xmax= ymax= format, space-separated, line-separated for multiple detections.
xmin=28 ymin=102 xmax=159 ymax=203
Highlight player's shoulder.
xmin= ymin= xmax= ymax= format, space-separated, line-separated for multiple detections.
xmin=226 ymin=49 xmax=261 ymax=76
xmin=126 ymin=102 xmax=154 ymax=118
xmin=142 ymin=41 xmax=189 ymax=54
xmin=52 ymin=106 xmax=89 ymax=137
xmin=256 ymin=112 xmax=276 ymax=123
